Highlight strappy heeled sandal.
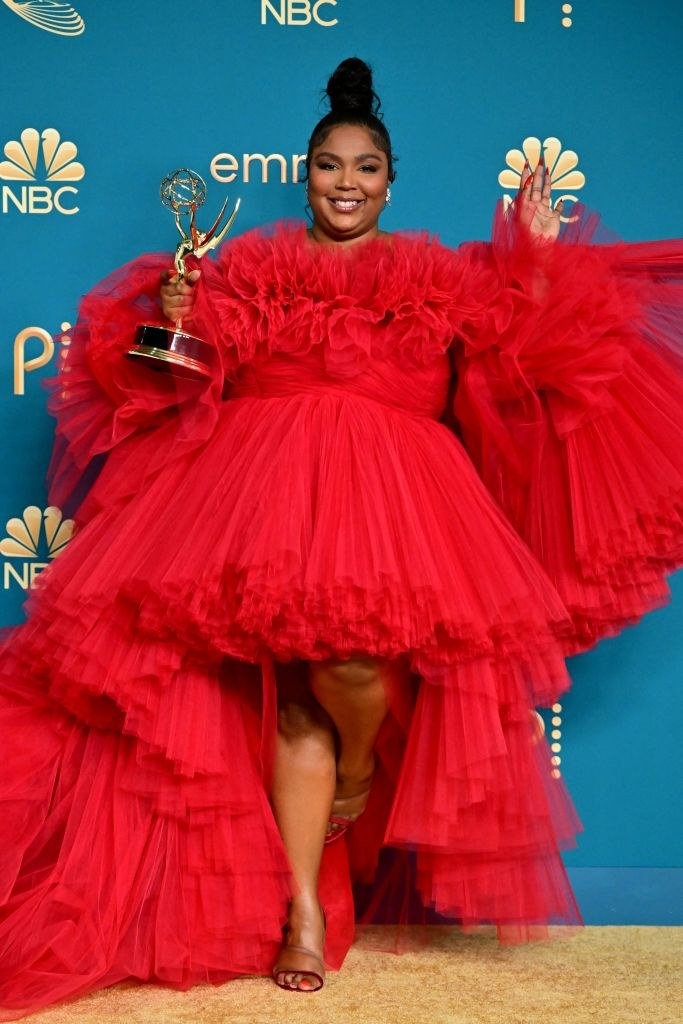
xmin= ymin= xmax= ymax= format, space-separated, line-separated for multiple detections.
xmin=273 ymin=905 xmax=326 ymax=992
xmin=324 ymin=785 xmax=372 ymax=844
xmin=272 ymin=942 xmax=325 ymax=992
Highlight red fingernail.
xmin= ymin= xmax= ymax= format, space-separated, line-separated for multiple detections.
xmin=523 ymin=177 xmax=532 ymax=188
xmin=523 ymin=160 xmax=530 ymax=170
xmin=538 ymin=154 xmax=544 ymax=165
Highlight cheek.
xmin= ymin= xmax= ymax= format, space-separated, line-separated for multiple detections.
xmin=365 ymin=176 xmax=389 ymax=199
xmin=307 ymin=169 xmax=332 ymax=197
xmin=306 ymin=173 xmax=322 ymax=199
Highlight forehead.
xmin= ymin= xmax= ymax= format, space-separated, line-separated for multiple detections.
xmin=312 ymin=124 xmax=386 ymax=159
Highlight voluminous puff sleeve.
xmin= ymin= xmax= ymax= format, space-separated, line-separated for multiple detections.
xmin=454 ymin=206 xmax=683 ymax=651
xmin=46 ymin=253 xmax=227 ymax=517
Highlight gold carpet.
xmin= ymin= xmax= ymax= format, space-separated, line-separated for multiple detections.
xmin=27 ymin=927 xmax=682 ymax=1024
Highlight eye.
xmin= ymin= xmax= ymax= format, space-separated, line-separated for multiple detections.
xmin=359 ymin=164 xmax=379 ymax=173
xmin=316 ymin=161 xmax=337 ymax=171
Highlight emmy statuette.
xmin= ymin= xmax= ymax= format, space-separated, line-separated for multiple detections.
xmin=128 ymin=168 xmax=240 ymax=381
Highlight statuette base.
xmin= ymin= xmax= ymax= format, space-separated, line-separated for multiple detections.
xmin=127 ymin=324 xmax=215 ymax=382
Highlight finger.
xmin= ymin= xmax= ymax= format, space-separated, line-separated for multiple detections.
xmin=175 ymin=279 xmax=198 ymax=297
xmin=164 ymin=286 xmax=190 ymax=304
xmin=542 ymin=165 xmax=552 ymax=204
xmin=172 ymin=272 xmax=201 ymax=297
xmin=519 ymin=160 xmax=531 ymax=193
xmin=530 ymin=156 xmax=545 ymax=200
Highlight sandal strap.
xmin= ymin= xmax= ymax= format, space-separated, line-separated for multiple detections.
xmin=273 ymin=944 xmax=324 ymax=991
xmin=328 ymin=813 xmax=357 ymax=827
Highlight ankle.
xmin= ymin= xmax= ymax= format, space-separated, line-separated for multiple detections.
xmin=289 ymin=892 xmax=322 ymax=922
xmin=287 ymin=896 xmax=324 ymax=943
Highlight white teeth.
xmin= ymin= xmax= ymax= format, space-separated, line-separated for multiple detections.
xmin=330 ymin=199 xmax=362 ymax=210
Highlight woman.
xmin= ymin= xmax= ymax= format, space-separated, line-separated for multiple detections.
xmin=0 ymin=57 xmax=682 ymax=1011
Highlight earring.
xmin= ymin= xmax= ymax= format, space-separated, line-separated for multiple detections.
xmin=385 ymin=187 xmax=392 ymax=206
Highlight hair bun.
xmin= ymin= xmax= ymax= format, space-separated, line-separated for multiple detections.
xmin=326 ymin=57 xmax=381 ymax=117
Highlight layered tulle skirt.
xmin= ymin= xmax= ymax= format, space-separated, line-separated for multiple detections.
xmin=0 ymin=382 xmax=584 ymax=1019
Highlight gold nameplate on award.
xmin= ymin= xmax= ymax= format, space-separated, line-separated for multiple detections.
xmin=128 ymin=168 xmax=240 ymax=381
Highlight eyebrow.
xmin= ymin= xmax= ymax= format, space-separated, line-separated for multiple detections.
xmin=314 ymin=151 xmax=383 ymax=162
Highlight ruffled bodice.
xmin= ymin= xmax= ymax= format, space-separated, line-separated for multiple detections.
xmin=202 ymin=225 xmax=486 ymax=378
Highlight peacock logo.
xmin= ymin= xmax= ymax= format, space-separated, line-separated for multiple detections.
xmin=1 ymin=0 xmax=84 ymax=36
xmin=0 ymin=128 xmax=84 ymax=214
xmin=0 ymin=128 xmax=84 ymax=183
xmin=498 ymin=136 xmax=585 ymax=222
xmin=0 ymin=505 xmax=74 ymax=589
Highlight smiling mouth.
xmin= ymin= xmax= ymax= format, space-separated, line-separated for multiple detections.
xmin=328 ymin=198 xmax=364 ymax=212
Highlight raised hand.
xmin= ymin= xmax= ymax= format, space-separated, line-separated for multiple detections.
xmin=515 ymin=158 xmax=563 ymax=242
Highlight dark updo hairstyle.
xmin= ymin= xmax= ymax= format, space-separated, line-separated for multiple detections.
xmin=305 ymin=57 xmax=396 ymax=182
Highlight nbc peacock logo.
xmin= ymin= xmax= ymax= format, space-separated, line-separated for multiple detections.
xmin=0 ymin=128 xmax=84 ymax=215
xmin=1 ymin=0 xmax=84 ymax=36
xmin=0 ymin=506 xmax=74 ymax=590
xmin=498 ymin=136 xmax=585 ymax=222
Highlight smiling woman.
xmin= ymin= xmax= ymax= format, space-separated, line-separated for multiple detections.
xmin=306 ymin=125 xmax=390 ymax=246
xmin=304 ymin=59 xmax=395 ymax=246
xmin=1 ymin=53 xmax=683 ymax=1018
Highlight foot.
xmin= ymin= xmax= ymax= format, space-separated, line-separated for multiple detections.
xmin=273 ymin=897 xmax=325 ymax=992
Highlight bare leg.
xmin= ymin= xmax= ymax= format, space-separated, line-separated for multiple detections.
xmin=270 ymin=686 xmax=336 ymax=991
xmin=269 ymin=659 xmax=406 ymax=986
xmin=309 ymin=658 xmax=398 ymax=818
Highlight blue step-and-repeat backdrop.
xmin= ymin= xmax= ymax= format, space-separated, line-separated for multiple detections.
xmin=1 ymin=1 xmax=681 ymax=921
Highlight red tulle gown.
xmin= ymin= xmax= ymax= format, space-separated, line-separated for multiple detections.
xmin=1 ymin=209 xmax=682 ymax=1018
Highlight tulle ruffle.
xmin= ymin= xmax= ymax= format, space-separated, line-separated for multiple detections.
xmin=0 ymin=657 xmax=295 ymax=1020
xmin=456 ymin=205 xmax=683 ymax=648
xmin=46 ymin=253 xmax=224 ymax=518
xmin=0 ymin=636 xmax=579 ymax=1020
xmin=39 ymin=381 xmax=573 ymax=682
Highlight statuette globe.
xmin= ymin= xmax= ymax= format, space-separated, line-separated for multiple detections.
xmin=160 ymin=168 xmax=207 ymax=215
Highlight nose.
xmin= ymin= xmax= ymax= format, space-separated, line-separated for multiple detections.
xmin=335 ymin=166 xmax=355 ymax=190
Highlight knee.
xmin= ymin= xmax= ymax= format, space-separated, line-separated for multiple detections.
xmin=310 ymin=657 xmax=382 ymax=689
